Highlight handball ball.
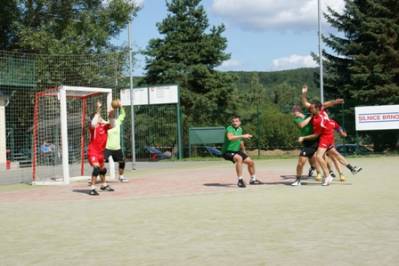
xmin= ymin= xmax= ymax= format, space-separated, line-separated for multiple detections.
xmin=111 ymin=99 xmax=121 ymax=109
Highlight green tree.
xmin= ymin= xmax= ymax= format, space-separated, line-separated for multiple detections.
xmin=324 ymin=0 xmax=399 ymax=151
xmin=0 ymin=0 xmax=19 ymax=50
xmin=143 ymin=0 xmax=236 ymax=126
xmin=7 ymin=0 xmax=138 ymax=53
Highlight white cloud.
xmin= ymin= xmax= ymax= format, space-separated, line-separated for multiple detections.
xmin=272 ymin=54 xmax=317 ymax=70
xmin=218 ymin=59 xmax=242 ymax=71
xmin=211 ymin=0 xmax=345 ymax=31
xmin=103 ymin=0 xmax=144 ymax=7
xmin=134 ymin=0 xmax=144 ymax=8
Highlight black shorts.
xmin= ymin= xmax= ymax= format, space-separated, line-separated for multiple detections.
xmin=299 ymin=140 xmax=318 ymax=158
xmin=104 ymin=149 xmax=125 ymax=163
xmin=223 ymin=151 xmax=249 ymax=163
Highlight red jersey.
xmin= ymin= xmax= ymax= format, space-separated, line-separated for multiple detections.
xmin=331 ymin=120 xmax=343 ymax=132
xmin=311 ymin=108 xmax=334 ymax=136
xmin=88 ymin=123 xmax=111 ymax=155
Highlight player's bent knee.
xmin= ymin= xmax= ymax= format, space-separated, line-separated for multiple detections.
xmin=99 ymin=168 xmax=107 ymax=176
xmin=92 ymin=166 xmax=100 ymax=177
xmin=245 ymin=158 xmax=254 ymax=165
xmin=234 ymin=158 xmax=243 ymax=164
xmin=119 ymin=162 xmax=125 ymax=170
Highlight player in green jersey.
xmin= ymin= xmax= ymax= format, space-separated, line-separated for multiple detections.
xmin=222 ymin=115 xmax=262 ymax=188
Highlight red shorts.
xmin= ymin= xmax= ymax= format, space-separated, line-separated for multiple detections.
xmin=318 ymin=135 xmax=335 ymax=150
xmin=88 ymin=153 xmax=105 ymax=167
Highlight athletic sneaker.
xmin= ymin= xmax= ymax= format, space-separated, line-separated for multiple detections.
xmin=249 ymin=179 xmax=263 ymax=185
xmin=339 ymin=174 xmax=347 ymax=183
xmin=308 ymin=167 xmax=315 ymax=177
xmin=119 ymin=176 xmax=128 ymax=183
xmin=329 ymin=170 xmax=336 ymax=178
xmin=100 ymin=185 xmax=115 ymax=192
xmin=291 ymin=179 xmax=302 ymax=186
xmin=237 ymin=179 xmax=246 ymax=188
xmin=89 ymin=189 xmax=99 ymax=196
xmin=315 ymin=173 xmax=322 ymax=182
xmin=322 ymin=175 xmax=334 ymax=186
xmin=351 ymin=166 xmax=362 ymax=175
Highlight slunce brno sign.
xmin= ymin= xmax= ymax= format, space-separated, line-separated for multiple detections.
xmin=355 ymin=105 xmax=399 ymax=131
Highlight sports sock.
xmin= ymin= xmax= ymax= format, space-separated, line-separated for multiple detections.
xmin=238 ymin=176 xmax=243 ymax=180
xmin=90 ymin=185 xmax=96 ymax=190
xmin=346 ymin=164 xmax=354 ymax=171
xmin=296 ymin=175 xmax=301 ymax=181
xmin=250 ymin=175 xmax=257 ymax=181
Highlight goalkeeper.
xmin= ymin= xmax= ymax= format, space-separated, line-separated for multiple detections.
xmin=105 ymin=99 xmax=128 ymax=182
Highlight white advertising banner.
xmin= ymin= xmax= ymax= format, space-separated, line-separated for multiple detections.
xmin=149 ymin=85 xmax=178 ymax=105
xmin=120 ymin=87 xmax=149 ymax=106
xmin=355 ymin=105 xmax=399 ymax=131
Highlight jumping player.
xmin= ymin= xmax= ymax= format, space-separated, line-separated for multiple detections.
xmin=291 ymin=105 xmax=321 ymax=186
xmin=88 ymin=101 xmax=115 ymax=196
xmin=222 ymin=116 xmax=261 ymax=188
xmin=105 ymin=99 xmax=127 ymax=182
xmin=299 ymin=86 xmax=362 ymax=186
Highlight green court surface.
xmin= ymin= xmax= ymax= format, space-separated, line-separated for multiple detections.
xmin=0 ymin=156 xmax=398 ymax=266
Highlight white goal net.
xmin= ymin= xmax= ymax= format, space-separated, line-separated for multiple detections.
xmin=32 ymin=86 xmax=112 ymax=185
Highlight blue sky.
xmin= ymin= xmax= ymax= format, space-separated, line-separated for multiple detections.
xmin=113 ymin=0 xmax=345 ymax=75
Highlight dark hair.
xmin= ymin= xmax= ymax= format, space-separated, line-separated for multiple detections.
xmin=89 ymin=112 xmax=96 ymax=121
xmin=232 ymin=115 xmax=240 ymax=120
xmin=291 ymin=105 xmax=302 ymax=113
xmin=312 ymin=100 xmax=323 ymax=109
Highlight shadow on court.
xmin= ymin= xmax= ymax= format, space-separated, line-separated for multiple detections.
xmin=203 ymin=183 xmax=236 ymax=188
xmin=72 ymin=189 xmax=92 ymax=195
xmin=203 ymin=181 xmax=290 ymax=187
xmin=280 ymin=175 xmax=313 ymax=180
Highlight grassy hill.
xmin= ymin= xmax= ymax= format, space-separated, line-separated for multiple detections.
xmin=229 ymin=67 xmax=319 ymax=96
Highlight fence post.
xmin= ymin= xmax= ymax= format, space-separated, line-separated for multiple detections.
xmin=176 ymin=87 xmax=183 ymax=160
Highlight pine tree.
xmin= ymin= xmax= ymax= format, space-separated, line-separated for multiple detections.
xmin=143 ymin=0 xmax=236 ymax=126
xmin=324 ymin=0 xmax=399 ymax=150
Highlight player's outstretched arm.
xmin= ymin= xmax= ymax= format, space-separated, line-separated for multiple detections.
xmin=298 ymin=133 xmax=319 ymax=143
xmin=301 ymin=85 xmax=312 ymax=109
xmin=296 ymin=116 xmax=312 ymax=129
xmin=118 ymin=104 xmax=126 ymax=123
xmin=323 ymin=99 xmax=344 ymax=109
xmin=338 ymin=129 xmax=347 ymax=138
xmin=91 ymin=101 xmax=102 ymax=127
xmin=227 ymin=133 xmax=253 ymax=141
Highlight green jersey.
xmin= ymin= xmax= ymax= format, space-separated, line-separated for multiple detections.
xmin=106 ymin=107 xmax=126 ymax=150
xmin=222 ymin=125 xmax=242 ymax=152
xmin=293 ymin=115 xmax=313 ymax=136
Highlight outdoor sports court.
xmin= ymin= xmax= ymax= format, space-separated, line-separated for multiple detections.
xmin=1 ymin=156 xmax=398 ymax=265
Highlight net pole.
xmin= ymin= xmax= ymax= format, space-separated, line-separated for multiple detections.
xmin=80 ymin=98 xmax=87 ymax=176
xmin=59 ymin=87 xmax=70 ymax=184
xmin=32 ymin=92 xmax=40 ymax=182
xmin=318 ymin=0 xmax=324 ymax=103
xmin=128 ymin=21 xmax=136 ymax=169
xmin=176 ymin=87 xmax=183 ymax=160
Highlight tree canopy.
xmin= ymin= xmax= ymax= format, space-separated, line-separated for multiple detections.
xmin=143 ymin=0 xmax=236 ymax=126
xmin=1 ymin=0 xmax=138 ymax=53
xmin=324 ymin=0 xmax=399 ymax=150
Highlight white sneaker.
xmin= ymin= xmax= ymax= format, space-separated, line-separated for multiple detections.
xmin=291 ymin=179 xmax=302 ymax=186
xmin=322 ymin=175 xmax=333 ymax=186
xmin=119 ymin=176 xmax=128 ymax=183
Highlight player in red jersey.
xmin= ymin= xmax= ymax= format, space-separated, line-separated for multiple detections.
xmin=326 ymin=119 xmax=362 ymax=182
xmin=87 ymin=101 xmax=115 ymax=196
xmin=298 ymin=85 xmax=361 ymax=186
